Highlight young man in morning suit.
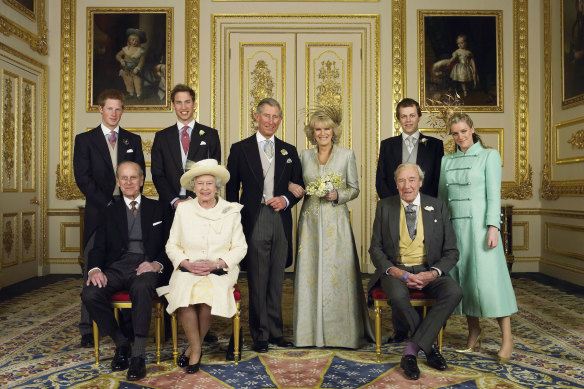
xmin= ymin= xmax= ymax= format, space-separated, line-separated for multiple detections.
xmin=226 ymin=98 xmax=304 ymax=352
xmin=73 ymin=89 xmax=145 ymax=348
xmin=375 ymin=97 xmax=444 ymax=342
xmin=368 ymin=163 xmax=462 ymax=380
xmin=151 ymin=84 xmax=221 ymax=211
xmin=150 ymin=83 xmax=221 ymax=344
xmin=82 ymin=161 xmax=171 ymax=381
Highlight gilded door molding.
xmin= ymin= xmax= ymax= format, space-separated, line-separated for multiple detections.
xmin=56 ymin=0 xmax=200 ymax=200
xmin=0 ymin=0 xmax=47 ymax=55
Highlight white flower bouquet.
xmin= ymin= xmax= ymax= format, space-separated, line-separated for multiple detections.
xmin=305 ymin=172 xmax=344 ymax=197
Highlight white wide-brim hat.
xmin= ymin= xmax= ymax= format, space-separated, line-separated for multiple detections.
xmin=180 ymin=158 xmax=230 ymax=190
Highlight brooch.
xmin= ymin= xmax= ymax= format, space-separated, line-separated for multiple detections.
xmin=199 ymin=130 xmax=205 ymax=136
xmin=424 ymin=206 xmax=434 ymax=211
xmin=122 ymin=138 xmax=129 ymax=146
xmin=281 ymin=149 xmax=288 ymax=156
xmin=222 ymin=206 xmax=231 ymax=213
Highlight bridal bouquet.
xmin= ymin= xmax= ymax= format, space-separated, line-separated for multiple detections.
xmin=305 ymin=172 xmax=344 ymax=197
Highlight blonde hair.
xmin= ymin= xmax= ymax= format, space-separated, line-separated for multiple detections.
xmin=303 ymin=106 xmax=343 ymax=146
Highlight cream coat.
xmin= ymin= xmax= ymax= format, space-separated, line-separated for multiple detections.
xmin=157 ymin=197 xmax=247 ymax=318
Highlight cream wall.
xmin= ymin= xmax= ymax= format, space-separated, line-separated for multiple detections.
xmin=1 ymin=0 xmax=582 ymax=286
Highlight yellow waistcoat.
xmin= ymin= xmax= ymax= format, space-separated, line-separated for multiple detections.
xmin=398 ymin=205 xmax=426 ymax=266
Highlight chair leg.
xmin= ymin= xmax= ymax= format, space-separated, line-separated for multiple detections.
xmin=155 ymin=302 xmax=162 ymax=364
xmin=233 ymin=301 xmax=241 ymax=365
xmin=171 ymin=313 xmax=178 ymax=365
xmin=92 ymin=321 xmax=100 ymax=365
xmin=374 ymin=303 xmax=382 ymax=363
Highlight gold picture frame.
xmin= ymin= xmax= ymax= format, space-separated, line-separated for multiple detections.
xmin=57 ymin=0 xmax=200 ymax=200
xmin=418 ymin=10 xmax=503 ymax=113
xmin=86 ymin=7 xmax=173 ymax=112
xmin=0 ymin=0 xmax=46 ymax=54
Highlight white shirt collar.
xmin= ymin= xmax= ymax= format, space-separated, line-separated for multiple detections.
xmin=123 ymin=194 xmax=142 ymax=208
xmin=401 ymin=192 xmax=421 ymax=209
xmin=402 ymin=130 xmax=420 ymax=141
xmin=101 ymin=124 xmax=120 ymax=135
xmin=177 ymin=120 xmax=196 ymax=130
xmin=256 ymin=131 xmax=275 ymax=144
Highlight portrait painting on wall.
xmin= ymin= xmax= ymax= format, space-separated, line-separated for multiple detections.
xmin=87 ymin=8 xmax=173 ymax=112
xmin=562 ymin=0 xmax=584 ymax=108
xmin=419 ymin=10 xmax=502 ymax=112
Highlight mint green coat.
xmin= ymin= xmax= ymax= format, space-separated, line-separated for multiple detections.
xmin=438 ymin=142 xmax=517 ymax=317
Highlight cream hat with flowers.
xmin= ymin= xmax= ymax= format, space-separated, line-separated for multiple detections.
xmin=180 ymin=159 xmax=230 ymax=190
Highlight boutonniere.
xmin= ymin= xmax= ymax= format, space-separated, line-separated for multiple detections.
xmin=424 ymin=206 xmax=434 ymax=212
xmin=122 ymin=138 xmax=129 ymax=146
xmin=420 ymin=138 xmax=428 ymax=146
xmin=281 ymin=149 xmax=288 ymax=156
xmin=199 ymin=129 xmax=205 ymax=136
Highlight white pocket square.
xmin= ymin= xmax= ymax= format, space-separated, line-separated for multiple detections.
xmin=127 ymin=149 xmax=134 ymax=153
xmin=286 ymin=158 xmax=292 ymax=163
xmin=152 ymin=221 xmax=162 ymax=226
xmin=200 ymin=141 xmax=207 ymax=145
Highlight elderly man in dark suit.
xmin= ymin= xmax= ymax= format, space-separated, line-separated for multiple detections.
xmin=375 ymin=97 xmax=445 ymax=343
xmin=73 ymin=89 xmax=145 ymax=348
xmin=226 ymin=98 xmax=304 ymax=353
xmin=151 ymin=83 xmax=221 ymax=211
xmin=368 ymin=162 xmax=462 ymax=380
xmin=82 ymin=161 xmax=171 ymax=381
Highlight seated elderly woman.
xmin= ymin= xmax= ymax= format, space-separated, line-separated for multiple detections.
xmin=157 ymin=159 xmax=247 ymax=374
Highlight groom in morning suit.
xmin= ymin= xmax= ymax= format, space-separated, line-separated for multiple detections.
xmin=73 ymin=89 xmax=145 ymax=347
xmin=151 ymin=84 xmax=221 ymax=211
xmin=368 ymin=163 xmax=462 ymax=380
xmin=82 ymin=161 xmax=171 ymax=381
xmin=226 ymin=98 xmax=304 ymax=352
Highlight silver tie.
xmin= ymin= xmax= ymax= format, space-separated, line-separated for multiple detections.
xmin=264 ymin=140 xmax=274 ymax=159
xmin=405 ymin=204 xmax=417 ymax=240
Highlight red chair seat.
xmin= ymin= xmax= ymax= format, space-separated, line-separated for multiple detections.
xmin=370 ymin=286 xmax=433 ymax=301
xmin=233 ymin=284 xmax=241 ymax=302
xmin=110 ymin=291 xmax=163 ymax=303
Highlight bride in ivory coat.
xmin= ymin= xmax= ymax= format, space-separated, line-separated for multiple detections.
xmin=289 ymin=107 xmax=372 ymax=348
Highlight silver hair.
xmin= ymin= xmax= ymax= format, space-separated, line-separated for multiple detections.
xmin=192 ymin=174 xmax=223 ymax=190
xmin=256 ymin=98 xmax=283 ymax=118
xmin=116 ymin=161 xmax=144 ymax=178
xmin=394 ymin=162 xmax=425 ymax=183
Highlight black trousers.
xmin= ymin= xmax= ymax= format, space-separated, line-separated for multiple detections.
xmin=247 ymin=205 xmax=288 ymax=343
xmin=82 ymin=253 xmax=158 ymax=339
xmin=380 ymin=264 xmax=462 ymax=353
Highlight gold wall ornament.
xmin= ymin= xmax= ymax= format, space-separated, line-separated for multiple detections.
xmin=502 ymin=164 xmax=533 ymax=199
xmin=22 ymin=219 xmax=32 ymax=251
xmin=3 ymin=0 xmax=36 ymax=21
xmin=391 ymin=0 xmax=405 ymax=135
xmin=142 ymin=139 xmax=153 ymax=156
xmin=3 ymin=220 xmax=13 ymax=255
xmin=22 ymin=81 xmax=33 ymax=184
xmin=2 ymin=72 xmax=16 ymax=186
xmin=316 ymin=60 xmax=342 ymax=109
xmin=0 ymin=0 xmax=47 ymax=55
xmin=186 ymin=0 xmax=200 ymax=113
xmin=249 ymin=60 xmax=275 ymax=134
xmin=568 ymin=129 xmax=584 ymax=149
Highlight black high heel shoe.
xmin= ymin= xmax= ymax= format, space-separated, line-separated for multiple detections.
xmin=186 ymin=350 xmax=203 ymax=374
xmin=177 ymin=347 xmax=189 ymax=367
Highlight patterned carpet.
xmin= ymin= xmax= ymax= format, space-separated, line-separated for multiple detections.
xmin=0 ymin=275 xmax=583 ymax=388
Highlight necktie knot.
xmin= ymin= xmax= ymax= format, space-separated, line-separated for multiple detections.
xmin=130 ymin=200 xmax=138 ymax=218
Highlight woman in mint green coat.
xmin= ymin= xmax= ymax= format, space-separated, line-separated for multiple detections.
xmin=438 ymin=113 xmax=517 ymax=364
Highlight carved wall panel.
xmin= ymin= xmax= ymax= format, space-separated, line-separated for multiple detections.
xmin=59 ymin=221 xmax=80 ymax=253
xmin=21 ymin=79 xmax=35 ymax=191
xmin=1 ymin=213 xmax=18 ymax=267
xmin=21 ymin=212 xmax=35 ymax=262
xmin=545 ymin=223 xmax=584 ymax=261
xmin=0 ymin=0 xmax=47 ymax=55
xmin=512 ymin=221 xmax=529 ymax=251
xmin=1 ymin=70 xmax=18 ymax=192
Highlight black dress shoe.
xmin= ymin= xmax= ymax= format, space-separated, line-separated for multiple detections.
xmin=177 ymin=347 xmax=189 ymax=367
xmin=204 ymin=331 xmax=218 ymax=343
xmin=252 ymin=341 xmax=269 ymax=353
xmin=400 ymin=355 xmax=420 ymax=380
xmin=268 ymin=337 xmax=294 ymax=348
xmin=80 ymin=334 xmax=94 ymax=348
xmin=185 ymin=350 xmax=202 ymax=374
xmin=388 ymin=331 xmax=408 ymax=343
xmin=111 ymin=345 xmax=131 ymax=371
xmin=127 ymin=356 xmax=146 ymax=381
xmin=426 ymin=346 xmax=448 ymax=371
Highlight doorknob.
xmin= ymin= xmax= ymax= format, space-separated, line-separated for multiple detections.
xmin=30 ymin=198 xmax=40 ymax=205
